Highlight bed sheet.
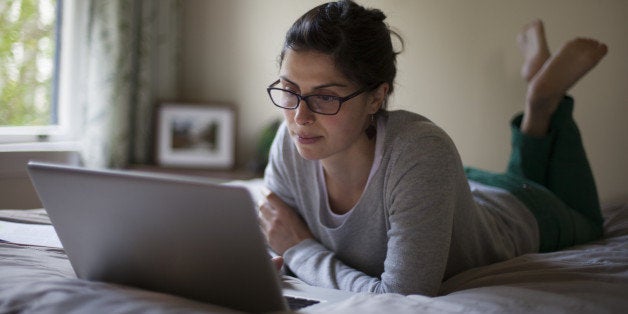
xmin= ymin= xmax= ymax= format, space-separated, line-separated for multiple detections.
xmin=1 ymin=202 xmax=627 ymax=313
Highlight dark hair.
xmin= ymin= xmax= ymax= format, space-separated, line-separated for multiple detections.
xmin=279 ymin=0 xmax=403 ymax=111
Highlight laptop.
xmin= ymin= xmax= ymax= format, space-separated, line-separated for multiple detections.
xmin=27 ymin=161 xmax=355 ymax=312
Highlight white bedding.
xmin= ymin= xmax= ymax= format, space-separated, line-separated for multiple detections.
xmin=1 ymin=202 xmax=627 ymax=313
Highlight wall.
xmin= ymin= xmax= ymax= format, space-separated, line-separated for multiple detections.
xmin=0 ymin=149 xmax=81 ymax=209
xmin=181 ymin=0 xmax=628 ymax=203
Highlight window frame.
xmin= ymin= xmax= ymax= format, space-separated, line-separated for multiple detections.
xmin=0 ymin=0 xmax=81 ymax=146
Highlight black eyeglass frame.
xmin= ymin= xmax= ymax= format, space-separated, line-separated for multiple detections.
xmin=266 ymin=79 xmax=380 ymax=115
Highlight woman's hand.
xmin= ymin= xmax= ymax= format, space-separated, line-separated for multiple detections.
xmin=258 ymin=190 xmax=313 ymax=255
xmin=271 ymin=256 xmax=284 ymax=272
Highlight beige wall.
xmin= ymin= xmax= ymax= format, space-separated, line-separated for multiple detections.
xmin=181 ymin=0 xmax=628 ymax=203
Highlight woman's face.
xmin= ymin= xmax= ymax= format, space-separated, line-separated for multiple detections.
xmin=278 ymin=49 xmax=383 ymax=162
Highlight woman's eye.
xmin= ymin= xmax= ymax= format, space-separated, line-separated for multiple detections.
xmin=279 ymin=83 xmax=297 ymax=92
xmin=317 ymin=95 xmax=336 ymax=102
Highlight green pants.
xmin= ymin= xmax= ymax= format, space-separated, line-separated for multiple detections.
xmin=466 ymin=96 xmax=603 ymax=252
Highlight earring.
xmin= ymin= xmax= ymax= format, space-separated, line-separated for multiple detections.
xmin=365 ymin=114 xmax=377 ymax=140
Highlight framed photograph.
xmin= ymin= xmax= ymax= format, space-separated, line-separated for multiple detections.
xmin=156 ymin=103 xmax=235 ymax=169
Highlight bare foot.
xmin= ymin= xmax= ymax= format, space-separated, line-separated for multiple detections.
xmin=517 ymin=19 xmax=551 ymax=82
xmin=522 ymin=38 xmax=608 ymax=136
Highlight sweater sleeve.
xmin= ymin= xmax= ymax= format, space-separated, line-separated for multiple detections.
xmin=263 ymin=122 xmax=297 ymax=209
xmin=380 ymin=134 xmax=465 ymax=295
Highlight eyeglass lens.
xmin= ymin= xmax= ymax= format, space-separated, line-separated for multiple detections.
xmin=269 ymin=89 xmax=340 ymax=114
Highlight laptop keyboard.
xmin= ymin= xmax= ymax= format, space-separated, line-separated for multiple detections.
xmin=285 ymin=296 xmax=320 ymax=310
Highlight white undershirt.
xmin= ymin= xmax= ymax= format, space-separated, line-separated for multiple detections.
xmin=319 ymin=118 xmax=387 ymax=227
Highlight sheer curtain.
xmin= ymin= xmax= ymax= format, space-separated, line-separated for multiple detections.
xmin=72 ymin=0 xmax=181 ymax=168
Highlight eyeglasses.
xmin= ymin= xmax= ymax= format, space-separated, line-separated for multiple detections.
xmin=266 ymin=80 xmax=378 ymax=115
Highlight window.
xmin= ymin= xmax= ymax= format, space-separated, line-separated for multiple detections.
xmin=0 ymin=0 xmax=71 ymax=144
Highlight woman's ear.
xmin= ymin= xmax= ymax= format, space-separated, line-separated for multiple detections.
xmin=368 ymin=83 xmax=389 ymax=114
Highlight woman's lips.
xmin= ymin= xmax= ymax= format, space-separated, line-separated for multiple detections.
xmin=295 ymin=133 xmax=322 ymax=144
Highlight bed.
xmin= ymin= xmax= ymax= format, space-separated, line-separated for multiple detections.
xmin=1 ymin=181 xmax=627 ymax=313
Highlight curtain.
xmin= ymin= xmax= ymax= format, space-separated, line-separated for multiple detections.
xmin=76 ymin=0 xmax=181 ymax=168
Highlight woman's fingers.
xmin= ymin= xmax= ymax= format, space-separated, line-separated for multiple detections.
xmin=271 ymin=256 xmax=284 ymax=271
xmin=257 ymin=190 xmax=313 ymax=255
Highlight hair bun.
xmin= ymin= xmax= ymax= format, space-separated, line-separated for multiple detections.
xmin=370 ymin=9 xmax=386 ymax=23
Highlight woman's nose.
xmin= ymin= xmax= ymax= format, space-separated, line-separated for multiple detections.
xmin=293 ymin=99 xmax=315 ymax=125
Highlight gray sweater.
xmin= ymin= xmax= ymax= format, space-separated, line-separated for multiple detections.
xmin=264 ymin=110 xmax=538 ymax=296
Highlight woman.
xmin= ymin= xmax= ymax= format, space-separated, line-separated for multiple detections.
xmin=259 ymin=0 xmax=608 ymax=296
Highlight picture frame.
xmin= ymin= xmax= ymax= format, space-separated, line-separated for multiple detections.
xmin=156 ymin=103 xmax=236 ymax=169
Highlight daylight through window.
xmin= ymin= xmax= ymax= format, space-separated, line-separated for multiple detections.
xmin=0 ymin=0 xmax=60 ymax=127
